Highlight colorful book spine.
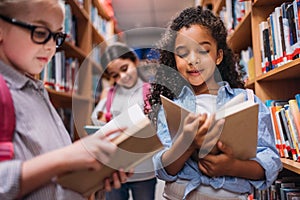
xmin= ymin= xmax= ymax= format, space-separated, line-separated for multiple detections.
xmin=295 ymin=94 xmax=300 ymax=111
xmin=289 ymin=99 xmax=300 ymax=142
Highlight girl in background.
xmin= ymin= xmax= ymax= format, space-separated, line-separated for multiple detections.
xmin=91 ymin=42 xmax=157 ymax=200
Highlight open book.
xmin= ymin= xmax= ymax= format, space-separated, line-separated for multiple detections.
xmin=56 ymin=104 xmax=163 ymax=197
xmin=160 ymin=92 xmax=259 ymax=160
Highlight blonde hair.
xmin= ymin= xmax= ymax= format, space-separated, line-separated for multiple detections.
xmin=0 ymin=0 xmax=65 ymax=18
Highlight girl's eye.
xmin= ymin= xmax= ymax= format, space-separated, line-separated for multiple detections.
xmin=175 ymin=47 xmax=189 ymax=58
xmin=120 ymin=65 xmax=128 ymax=72
xmin=198 ymin=49 xmax=209 ymax=54
xmin=177 ymin=53 xmax=188 ymax=58
xmin=111 ymin=73 xmax=120 ymax=79
xmin=176 ymin=50 xmax=188 ymax=58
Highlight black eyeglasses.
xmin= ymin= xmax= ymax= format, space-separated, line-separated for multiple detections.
xmin=0 ymin=15 xmax=67 ymax=48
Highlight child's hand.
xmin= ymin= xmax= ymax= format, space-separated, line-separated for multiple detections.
xmin=179 ymin=113 xmax=206 ymax=149
xmin=60 ymin=129 xmax=120 ymax=173
xmin=104 ymin=168 xmax=134 ymax=191
xmin=97 ymin=111 xmax=107 ymax=122
xmin=197 ymin=141 xmax=235 ymax=177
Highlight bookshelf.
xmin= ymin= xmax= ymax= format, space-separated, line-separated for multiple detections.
xmin=201 ymin=0 xmax=300 ymax=175
xmin=47 ymin=0 xmax=112 ymax=140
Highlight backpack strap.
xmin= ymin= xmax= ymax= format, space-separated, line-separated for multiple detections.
xmin=105 ymin=82 xmax=151 ymax=121
xmin=105 ymin=86 xmax=116 ymax=122
xmin=142 ymin=82 xmax=151 ymax=111
xmin=0 ymin=74 xmax=15 ymax=161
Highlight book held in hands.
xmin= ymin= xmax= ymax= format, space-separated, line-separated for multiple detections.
xmin=56 ymin=104 xmax=163 ymax=196
xmin=160 ymin=91 xmax=259 ymax=160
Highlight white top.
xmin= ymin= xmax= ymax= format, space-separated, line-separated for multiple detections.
xmin=91 ymin=78 xmax=155 ymax=182
xmin=91 ymin=78 xmax=144 ymax=125
xmin=195 ymin=94 xmax=217 ymax=115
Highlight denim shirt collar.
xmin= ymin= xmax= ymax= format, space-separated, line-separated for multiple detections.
xmin=176 ymin=81 xmax=234 ymax=113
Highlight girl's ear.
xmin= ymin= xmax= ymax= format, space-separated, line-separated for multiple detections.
xmin=216 ymin=49 xmax=224 ymax=65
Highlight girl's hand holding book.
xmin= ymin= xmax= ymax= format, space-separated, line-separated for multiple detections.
xmin=198 ymin=141 xmax=235 ymax=178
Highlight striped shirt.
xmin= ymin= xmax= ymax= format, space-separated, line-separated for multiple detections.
xmin=0 ymin=60 xmax=85 ymax=200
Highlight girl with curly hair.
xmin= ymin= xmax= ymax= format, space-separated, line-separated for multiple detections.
xmin=149 ymin=6 xmax=282 ymax=200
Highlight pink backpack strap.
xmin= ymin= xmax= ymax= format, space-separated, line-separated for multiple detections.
xmin=105 ymin=82 xmax=151 ymax=120
xmin=105 ymin=86 xmax=116 ymax=122
xmin=0 ymin=74 xmax=15 ymax=161
xmin=143 ymin=82 xmax=151 ymax=111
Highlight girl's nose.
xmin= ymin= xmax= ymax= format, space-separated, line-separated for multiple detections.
xmin=187 ymin=52 xmax=200 ymax=66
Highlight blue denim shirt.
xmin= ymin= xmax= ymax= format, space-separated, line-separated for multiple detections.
xmin=153 ymin=81 xmax=282 ymax=199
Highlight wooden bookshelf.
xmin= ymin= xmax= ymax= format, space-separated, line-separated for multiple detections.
xmin=281 ymin=158 xmax=300 ymax=175
xmin=45 ymin=0 xmax=113 ymax=142
xmin=227 ymin=11 xmax=252 ymax=53
xmin=201 ymin=0 xmax=300 ymax=175
xmin=213 ymin=0 xmax=225 ymax=14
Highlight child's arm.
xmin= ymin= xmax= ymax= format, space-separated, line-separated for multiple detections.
xmin=17 ymin=129 xmax=128 ymax=198
xmin=91 ymin=88 xmax=110 ymax=124
xmin=198 ymin=141 xmax=265 ymax=179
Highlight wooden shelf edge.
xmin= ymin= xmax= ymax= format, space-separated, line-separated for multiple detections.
xmin=213 ymin=0 xmax=225 ymax=14
xmin=281 ymin=158 xmax=300 ymax=174
xmin=66 ymin=0 xmax=89 ymax=21
xmin=47 ymin=88 xmax=91 ymax=102
xmin=92 ymin=0 xmax=111 ymax=21
xmin=91 ymin=25 xmax=105 ymax=44
xmin=245 ymin=79 xmax=255 ymax=88
xmin=256 ymin=58 xmax=300 ymax=81
xmin=60 ymin=41 xmax=87 ymax=60
xmin=253 ymin=0 xmax=290 ymax=7
xmin=227 ymin=11 xmax=252 ymax=52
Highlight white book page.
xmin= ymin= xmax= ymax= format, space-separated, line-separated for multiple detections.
xmin=94 ymin=104 xmax=146 ymax=140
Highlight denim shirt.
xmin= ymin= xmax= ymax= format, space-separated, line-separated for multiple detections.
xmin=153 ymin=81 xmax=282 ymax=200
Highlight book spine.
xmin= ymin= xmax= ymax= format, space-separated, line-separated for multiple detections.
xmin=289 ymin=100 xmax=300 ymax=142
xmin=285 ymin=105 xmax=300 ymax=161
xmin=276 ymin=109 xmax=291 ymax=158
xmin=280 ymin=107 xmax=298 ymax=161
xmin=269 ymin=104 xmax=285 ymax=157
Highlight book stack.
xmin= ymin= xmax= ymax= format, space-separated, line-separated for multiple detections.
xmin=258 ymin=0 xmax=300 ymax=73
xmin=265 ymin=94 xmax=300 ymax=162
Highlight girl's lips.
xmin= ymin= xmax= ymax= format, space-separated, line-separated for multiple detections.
xmin=187 ymin=69 xmax=203 ymax=76
xmin=37 ymin=57 xmax=49 ymax=63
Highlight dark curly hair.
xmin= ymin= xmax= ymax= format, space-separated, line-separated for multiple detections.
xmin=148 ymin=6 xmax=245 ymax=125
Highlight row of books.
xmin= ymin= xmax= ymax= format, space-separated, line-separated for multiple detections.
xmin=65 ymin=3 xmax=78 ymax=46
xmin=239 ymin=46 xmax=255 ymax=83
xmin=64 ymin=2 xmax=114 ymax=48
xmin=219 ymin=0 xmax=251 ymax=35
xmin=40 ymin=51 xmax=79 ymax=94
xmin=252 ymin=177 xmax=300 ymax=200
xmin=90 ymin=3 xmax=114 ymax=40
xmin=265 ymin=94 xmax=300 ymax=162
xmin=259 ymin=1 xmax=300 ymax=73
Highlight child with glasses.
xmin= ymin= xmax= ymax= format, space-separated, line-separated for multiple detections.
xmin=0 ymin=0 xmax=131 ymax=199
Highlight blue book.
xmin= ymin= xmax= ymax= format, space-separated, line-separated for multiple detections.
xmin=295 ymin=94 xmax=300 ymax=111
xmin=83 ymin=125 xmax=102 ymax=135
